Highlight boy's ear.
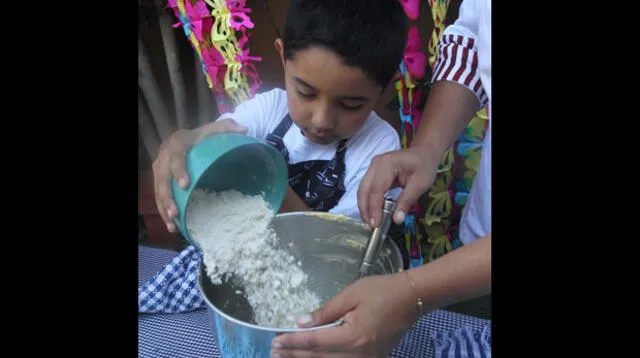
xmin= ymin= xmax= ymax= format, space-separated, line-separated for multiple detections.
xmin=274 ymin=38 xmax=285 ymax=68
xmin=391 ymin=70 xmax=404 ymax=83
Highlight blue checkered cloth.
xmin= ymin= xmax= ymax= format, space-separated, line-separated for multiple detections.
xmin=431 ymin=325 xmax=491 ymax=358
xmin=138 ymin=245 xmax=206 ymax=313
xmin=138 ymin=245 xmax=491 ymax=357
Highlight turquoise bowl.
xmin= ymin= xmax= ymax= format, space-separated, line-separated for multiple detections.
xmin=170 ymin=133 xmax=288 ymax=250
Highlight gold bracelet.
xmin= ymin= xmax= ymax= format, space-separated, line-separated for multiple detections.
xmin=402 ymin=270 xmax=424 ymax=316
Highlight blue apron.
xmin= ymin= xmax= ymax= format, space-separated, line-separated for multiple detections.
xmin=264 ymin=114 xmax=347 ymax=212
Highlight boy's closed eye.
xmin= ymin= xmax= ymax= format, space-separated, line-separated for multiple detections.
xmin=339 ymin=102 xmax=363 ymax=111
xmin=296 ymin=89 xmax=365 ymax=111
xmin=297 ymin=91 xmax=363 ymax=111
xmin=296 ymin=89 xmax=316 ymax=99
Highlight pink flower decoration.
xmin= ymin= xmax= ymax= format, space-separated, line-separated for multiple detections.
xmin=404 ymin=26 xmax=426 ymax=79
xmin=399 ymin=0 xmax=420 ymax=20
xmin=226 ymin=0 xmax=254 ymax=31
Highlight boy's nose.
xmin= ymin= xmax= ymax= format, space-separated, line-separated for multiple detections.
xmin=311 ymin=109 xmax=335 ymax=132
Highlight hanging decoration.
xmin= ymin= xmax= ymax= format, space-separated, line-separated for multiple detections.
xmin=167 ymin=0 xmax=263 ymax=114
xmin=391 ymin=0 xmax=489 ymax=267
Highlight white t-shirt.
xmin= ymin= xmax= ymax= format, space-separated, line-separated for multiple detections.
xmin=216 ymin=88 xmax=401 ymax=220
xmin=432 ymin=0 xmax=491 ymax=244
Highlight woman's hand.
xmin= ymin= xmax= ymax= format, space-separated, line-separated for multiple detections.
xmin=271 ymin=273 xmax=419 ymax=358
xmin=357 ymin=145 xmax=440 ymax=228
xmin=152 ymin=119 xmax=247 ymax=232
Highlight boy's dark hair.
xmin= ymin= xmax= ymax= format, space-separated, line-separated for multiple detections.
xmin=282 ymin=0 xmax=408 ymax=89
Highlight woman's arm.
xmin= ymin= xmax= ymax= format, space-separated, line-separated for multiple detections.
xmin=406 ymin=233 xmax=491 ymax=313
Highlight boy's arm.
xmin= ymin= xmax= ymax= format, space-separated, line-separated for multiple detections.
xmin=278 ymin=186 xmax=311 ymax=213
xmin=216 ymin=89 xmax=286 ymax=140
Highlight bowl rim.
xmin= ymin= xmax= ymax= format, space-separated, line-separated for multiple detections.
xmin=196 ymin=259 xmax=344 ymax=333
xmin=195 ymin=211 xmax=404 ymax=332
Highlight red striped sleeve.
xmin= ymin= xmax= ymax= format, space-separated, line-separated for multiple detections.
xmin=432 ymin=34 xmax=487 ymax=106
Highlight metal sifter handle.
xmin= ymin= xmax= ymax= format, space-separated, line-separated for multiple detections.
xmin=358 ymin=198 xmax=397 ymax=278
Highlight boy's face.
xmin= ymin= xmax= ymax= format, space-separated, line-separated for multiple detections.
xmin=276 ymin=40 xmax=383 ymax=145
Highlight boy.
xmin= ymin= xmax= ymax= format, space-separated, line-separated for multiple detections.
xmin=153 ymin=0 xmax=408 ymax=232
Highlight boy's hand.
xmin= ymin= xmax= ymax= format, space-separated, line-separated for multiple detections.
xmin=152 ymin=119 xmax=247 ymax=232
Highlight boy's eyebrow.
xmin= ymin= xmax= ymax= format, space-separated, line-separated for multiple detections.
xmin=340 ymin=95 xmax=370 ymax=101
xmin=293 ymin=77 xmax=370 ymax=101
xmin=293 ymin=77 xmax=316 ymax=89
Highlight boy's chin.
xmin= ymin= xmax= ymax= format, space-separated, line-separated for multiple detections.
xmin=302 ymin=131 xmax=339 ymax=145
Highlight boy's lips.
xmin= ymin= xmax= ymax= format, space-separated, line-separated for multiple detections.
xmin=306 ymin=132 xmax=332 ymax=143
xmin=301 ymin=129 xmax=326 ymax=141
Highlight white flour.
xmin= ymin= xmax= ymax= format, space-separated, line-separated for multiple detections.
xmin=186 ymin=189 xmax=320 ymax=329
